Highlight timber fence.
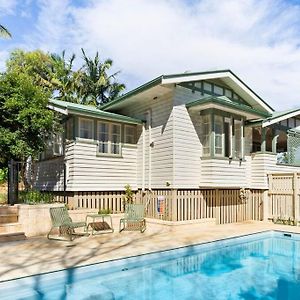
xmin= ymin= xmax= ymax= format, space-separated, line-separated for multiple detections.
xmin=60 ymin=188 xmax=264 ymax=224
xmin=268 ymin=173 xmax=300 ymax=221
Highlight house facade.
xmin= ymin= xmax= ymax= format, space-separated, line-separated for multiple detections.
xmin=34 ymin=70 xmax=300 ymax=221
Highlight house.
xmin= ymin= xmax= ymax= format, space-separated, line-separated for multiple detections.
xmin=35 ymin=70 xmax=300 ymax=222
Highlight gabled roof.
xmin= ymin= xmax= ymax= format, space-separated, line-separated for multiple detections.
xmin=48 ymin=99 xmax=143 ymax=124
xmin=186 ymin=95 xmax=270 ymax=118
xmin=246 ymin=107 xmax=300 ymax=127
xmin=262 ymin=108 xmax=300 ymax=127
xmin=101 ymin=69 xmax=274 ymax=114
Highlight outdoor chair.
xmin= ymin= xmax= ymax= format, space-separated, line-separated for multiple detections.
xmin=119 ymin=203 xmax=146 ymax=233
xmin=47 ymin=206 xmax=87 ymax=241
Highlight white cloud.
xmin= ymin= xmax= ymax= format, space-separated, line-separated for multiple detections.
xmin=6 ymin=0 xmax=300 ymax=110
xmin=0 ymin=0 xmax=18 ymax=16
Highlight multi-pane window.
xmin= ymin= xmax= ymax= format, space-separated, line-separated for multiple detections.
xmin=125 ymin=125 xmax=136 ymax=144
xmin=53 ymin=133 xmax=63 ymax=156
xmin=200 ymin=114 xmax=211 ymax=156
xmin=200 ymin=113 xmax=244 ymax=159
xmin=111 ymin=124 xmax=121 ymax=154
xmin=79 ymin=118 xmax=93 ymax=139
xmin=98 ymin=122 xmax=109 ymax=153
xmin=97 ymin=122 xmax=121 ymax=155
xmin=214 ymin=115 xmax=224 ymax=156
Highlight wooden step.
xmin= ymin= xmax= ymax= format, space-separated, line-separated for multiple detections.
xmin=0 ymin=232 xmax=26 ymax=242
xmin=0 ymin=214 xmax=18 ymax=224
xmin=0 ymin=223 xmax=22 ymax=234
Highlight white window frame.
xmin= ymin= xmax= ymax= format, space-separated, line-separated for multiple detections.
xmin=78 ymin=117 xmax=94 ymax=140
xmin=214 ymin=115 xmax=224 ymax=157
xmin=97 ymin=121 xmax=110 ymax=154
xmin=234 ymin=119 xmax=243 ymax=159
xmin=97 ymin=121 xmax=121 ymax=156
xmin=200 ymin=114 xmax=211 ymax=157
xmin=53 ymin=133 xmax=63 ymax=156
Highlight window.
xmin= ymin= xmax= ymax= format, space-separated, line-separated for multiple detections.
xmin=53 ymin=133 xmax=63 ymax=156
xmin=234 ymin=120 xmax=242 ymax=158
xmin=214 ymin=115 xmax=224 ymax=156
xmin=98 ymin=122 xmax=109 ymax=153
xmin=111 ymin=124 xmax=121 ymax=154
xmin=125 ymin=125 xmax=136 ymax=144
xmin=199 ymin=112 xmax=244 ymax=159
xmin=200 ymin=114 xmax=211 ymax=156
xmin=97 ymin=122 xmax=121 ymax=155
xmin=66 ymin=118 xmax=74 ymax=141
xmin=214 ymin=85 xmax=223 ymax=96
xmin=225 ymin=89 xmax=232 ymax=98
xmin=203 ymin=82 xmax=213 ymax=92
xmin=79 ymin=118 xmax=93 ymax=139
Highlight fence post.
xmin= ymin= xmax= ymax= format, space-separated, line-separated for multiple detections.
xmin=264 ymin=175 xmax=272 ymax=221
xmin=293 ymin=173 xmax=299 ymax=222
xmin=171 ymin=189 xmax=177 ymax=221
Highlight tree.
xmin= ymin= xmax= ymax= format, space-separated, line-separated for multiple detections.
xmin=76 ymin=48 xmax=125 ymax=106
xmin=0 ymin=24 xmax=11 ymax=38
xmin=6 ymin=49 xmax=53 ymax=90
xmin=49 ymin=51 xmax=78 ymax=103
xmin=0 ymin=70 xmax=60 ymax=166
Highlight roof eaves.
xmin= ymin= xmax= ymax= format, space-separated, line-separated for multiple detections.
xmin=186 ymin=96 xmax=271 ymax=118
xmin=48 ymin=99 xmax=143 ymax=124
xmin=101 ymin=76 xmax=163 ymax=110
xmin=162 ymin=69 xmax=232 ymax=80
xmin=262 ymin=108 xmax=300 ymax=128
xmin=68 ymin=107 xmax=143 ymax=124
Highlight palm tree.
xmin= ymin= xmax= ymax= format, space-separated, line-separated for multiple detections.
xmin=0 ymin=24 xmax=11 ymax=38
xmin=76 ymin=48 xmax=125 ymax=106
xmin=50 ymin=51 xmax=78 ymax=103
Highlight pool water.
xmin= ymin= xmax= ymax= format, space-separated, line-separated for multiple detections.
xmin=1 ymin=231 xmax=300 ymax=299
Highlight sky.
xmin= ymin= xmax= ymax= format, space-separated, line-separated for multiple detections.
xmin=0 ymin=0 xmax=300 ymax=111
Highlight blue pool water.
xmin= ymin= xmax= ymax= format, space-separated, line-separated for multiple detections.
xmin=1 ymin=231 xmax=300 ymax=299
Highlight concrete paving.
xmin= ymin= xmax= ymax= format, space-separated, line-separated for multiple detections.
xmin=0 ymin=221 xmax=300 ymax=282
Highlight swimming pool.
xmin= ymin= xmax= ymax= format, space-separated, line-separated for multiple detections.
xmin=1 ymin=231 xmax=300 ymax=299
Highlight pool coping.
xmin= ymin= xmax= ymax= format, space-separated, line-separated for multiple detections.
xmin=1 ymin=228 xmax=295 ymax=284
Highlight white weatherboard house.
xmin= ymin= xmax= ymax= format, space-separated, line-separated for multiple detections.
xmin=36 ymin=70 xmax=300 ymax=223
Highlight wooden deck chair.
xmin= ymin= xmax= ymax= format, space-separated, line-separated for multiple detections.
xmin=119 ymin=204 xmax=146 ymax=233
xmin=47 ymin=207 xmax=86 ymax=241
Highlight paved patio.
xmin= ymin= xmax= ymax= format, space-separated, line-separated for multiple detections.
xmin=1 ymin=220 xmax=300 ymax=282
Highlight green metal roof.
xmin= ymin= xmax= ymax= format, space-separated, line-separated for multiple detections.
xmin=246 ymin=108 xmax=300 ymax=127
xmin=100 ymin=75 xmax=163 ymax=110
xmin=185 ymin=95 xmax=271 ymax=118
xmin=49 ymin=99 xmax=143 ymax=124
xmin=267 ymin=108 xmax=300 ymax=119
xmin=101 ymin=69 xmax=273 ymax=112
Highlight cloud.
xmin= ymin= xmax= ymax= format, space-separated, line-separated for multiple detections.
xmin=5 ymin=0 xmax=300 ymax=110
xmin=0 ymin=0 xmax=18 ymax=16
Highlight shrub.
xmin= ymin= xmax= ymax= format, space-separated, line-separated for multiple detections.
xmin=123 ymin=184 xmax=134 ymax=204
xmin=98 ymin=208 xmax=111 ymax=214
xmin=0 ymin=168 xmax=8 ymax=184
xmin=18 ymin=190 xmax=54 ymax=204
